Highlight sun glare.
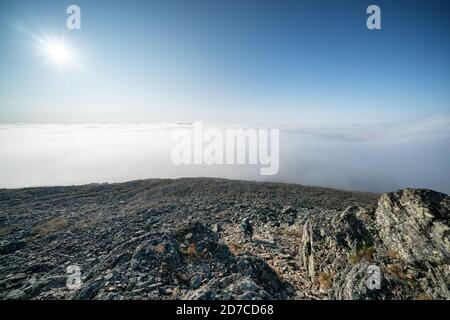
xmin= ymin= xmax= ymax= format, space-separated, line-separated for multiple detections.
xmin=37 ymin=36 xmax=77 ymax=68
xmin=46 ymin=42 xmax=71 ymax=64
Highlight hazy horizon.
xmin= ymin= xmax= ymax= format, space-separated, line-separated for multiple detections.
xmin=1 ymin=115 xmax=449 ymax=193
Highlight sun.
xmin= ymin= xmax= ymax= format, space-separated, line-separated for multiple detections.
xmin=37 ymin=36 xmax=77 ymax=67
xmin=45 ymin=42 xmax=71 ymax=64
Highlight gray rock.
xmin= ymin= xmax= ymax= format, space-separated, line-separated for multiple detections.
xmin=376 ymin=189 xmax=450 ymax=265
xmin=0 ymin=240 xmax=26 ymax=255
xmin=211 ymin=223 xmax=220 ymax=233
xmin=301 ymin=220 xmax=315 ymax=281
xmin=0 ymin=273 xmax=27 ymax=291
xmin=281 ymin=205 xmax=297 ymax=215
xmin=73 ymin=280 xmax=102 ymax=300
xmin=190 ymin=275 xmax=203 ymax=289
xmin=6 ymin=289 xmax=27 ymax=300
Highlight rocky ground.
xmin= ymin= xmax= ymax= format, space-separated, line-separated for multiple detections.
xmin=0 ymin=178 xmax=448 ymax=300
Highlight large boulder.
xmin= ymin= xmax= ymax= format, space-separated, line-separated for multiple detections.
xmin=375 ymin=188 xmax=450 ymax=265
xmin=129 ymin=234 xmax=181 ymax=272
xmin=299 ymin=206 xmax=375 ymax=280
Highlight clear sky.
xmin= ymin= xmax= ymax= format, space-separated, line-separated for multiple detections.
xmin=0 ymin=0 xmax=449 ymax=124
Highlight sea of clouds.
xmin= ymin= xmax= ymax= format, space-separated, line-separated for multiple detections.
xmin=1 ymin=114 xmax=449 ymax=193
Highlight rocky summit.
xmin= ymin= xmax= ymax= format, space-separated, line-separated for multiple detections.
xmin=0 ymin=178 xmax=448 ymax=300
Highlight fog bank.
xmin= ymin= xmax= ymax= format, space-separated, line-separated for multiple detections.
xmin=1 ymin=116 xmax=449 ymax=193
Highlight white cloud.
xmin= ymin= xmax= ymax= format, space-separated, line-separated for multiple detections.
xmin=1 ymin=115 xmax=449 ymax=193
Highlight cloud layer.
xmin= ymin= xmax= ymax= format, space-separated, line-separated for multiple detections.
xmin=1 ymin=115 xmax=449 ymax=193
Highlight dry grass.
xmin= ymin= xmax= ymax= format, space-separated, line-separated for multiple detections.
xmin=185 ymin=243 xmax=197 ymax=256
xmin=180 ymin=243 xmax=200 ymax=260
xmin=33 ymin=216 xmax=68 ymax=237
xmin=386 ymin=263 xmax=410 ymax=280
xmin=348 ymin=245 xmax=375 ymax=264
xmin=153 ymin=243 xmax=166 ymax=253
xmin=318 ymin=272 xmax=333 ymax=291
xmin=0 ymin=226 xmax=13 ymax=237
xmin=228 ymin=242 xmax=244 ymax=255
xmin=282 ymin=227 xmax=302 ymax=238
xmin=387 ymin=250 xmax=401 ymax=260
xmin=76 ymin=215 xmax=104 ymax=230
xmin=215 ymin=210 xmax=230 ymax=220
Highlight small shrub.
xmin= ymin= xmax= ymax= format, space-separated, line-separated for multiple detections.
xmin=386 ymin=264 xmax=410 ymax=280
xmin=174 ymin=225 xmax=195 ymax=242
xmin=348 ymin=245 xmax=375 ymax=264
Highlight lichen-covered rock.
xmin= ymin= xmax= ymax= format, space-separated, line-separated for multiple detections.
xmin=298 ymin=206 xmax=375 ymax=286
xmin=376 ymin=188 xmax=450 ymax=265
xmin=130 ymin=235 xmax=181 ymax=272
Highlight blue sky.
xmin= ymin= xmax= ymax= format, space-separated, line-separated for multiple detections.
xmin=0 ymin=0 xmax=449 ymax=124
